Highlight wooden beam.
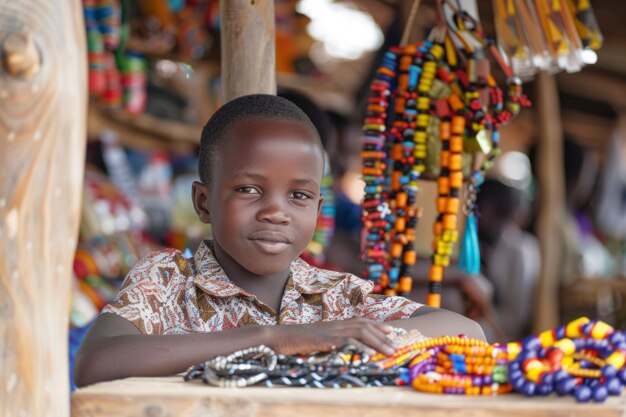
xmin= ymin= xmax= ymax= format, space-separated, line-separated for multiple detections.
xmin=533 ymin=72 xmax=565 ymax=333
xmin=0 ymin=1 xmax=86 ymax=416
xmin=220 ymin=0 xmax=276 ymax=102
xmin=87 ymin=105 xmax=201 ymax=154
xmin=557 ymin=71 xmax=626 ymax=111
xmin=562 ymin=110 xmax=616 ymax=151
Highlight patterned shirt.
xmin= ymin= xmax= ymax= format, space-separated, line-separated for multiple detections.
xmin=102 ymin=241 xmax=422 ymax=335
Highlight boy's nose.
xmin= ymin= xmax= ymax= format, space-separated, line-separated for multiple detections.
xmin=256 ymin=200 xmax=290 ymax=225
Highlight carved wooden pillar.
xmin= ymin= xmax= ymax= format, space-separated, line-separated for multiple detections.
xmin=0 ymin=1 xmax=87 ymax=416
xmin=220 ymin=0 xmax=276 ymax=102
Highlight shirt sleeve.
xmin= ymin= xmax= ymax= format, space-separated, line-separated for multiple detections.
xmin=346 ymin=275 xmax=423 ymax=322
xmin=101 ymin=248 xmax=188 ymax=335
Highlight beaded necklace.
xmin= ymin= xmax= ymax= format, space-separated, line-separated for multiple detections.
xmin=303 ymin=160 xmax=335 ymax=267
xmin=360 ymin=0 xmax=530 ymax=306
xmin=184 ymin=344 xmax=403 ymax=388
xmin=183 ymin=317 xmax=626 ymax=403
xmin=508 ymin=316 xmax=626 ymax=402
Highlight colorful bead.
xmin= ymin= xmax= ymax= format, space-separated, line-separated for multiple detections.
xmin=509 ymin=317 xmax=626 ymax=403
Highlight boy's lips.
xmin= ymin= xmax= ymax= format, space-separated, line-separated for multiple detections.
xmin=248 ymin=231 xmax=291 ymax=254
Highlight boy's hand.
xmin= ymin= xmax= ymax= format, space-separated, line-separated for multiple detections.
xmin=271 ymin=318 xmax=396 ymax=356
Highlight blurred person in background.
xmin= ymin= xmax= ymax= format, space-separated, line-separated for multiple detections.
xmin=476 ymin=178 xmax=540 ymax=341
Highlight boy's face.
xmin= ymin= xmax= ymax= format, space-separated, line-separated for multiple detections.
xmin=194 ymin=117 xmax=324 ymax=277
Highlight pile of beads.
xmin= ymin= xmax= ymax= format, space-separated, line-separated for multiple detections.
xmin=184 ymin=345 xmax=403 ymax=388
xmin=373 ymin=334 xmax=513 ymax=395
xmin=508 ymin=317 xmax=626 ymax=403
xmin=82 ymin=0 xmax=149 ymax=113
xmin=183 ymin=317 xmax=625 ymax=403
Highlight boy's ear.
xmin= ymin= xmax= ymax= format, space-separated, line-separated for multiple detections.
xmin=191 ymin=181 xmax=211 ymax=224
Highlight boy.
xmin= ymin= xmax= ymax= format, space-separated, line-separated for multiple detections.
xmin=75 ymin=94 xmax=484 ymax=387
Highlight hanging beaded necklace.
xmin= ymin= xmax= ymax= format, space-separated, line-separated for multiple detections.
xmin=360 ymin=0 xmax=530 ymax=306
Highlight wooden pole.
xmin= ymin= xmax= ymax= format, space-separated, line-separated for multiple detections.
xmin=220 ymin=0 xmax=276 ymax=102
xmin=0 ymin=1 xmax=87 ymax=416
xmin=533 ymin=72 xmax=565 ymax=332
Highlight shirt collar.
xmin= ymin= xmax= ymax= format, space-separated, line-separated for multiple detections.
xmin=193 ymin=241 xmax=345 ymax=298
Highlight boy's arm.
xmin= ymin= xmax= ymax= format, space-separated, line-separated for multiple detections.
xmin=386 ymin=306 xmax=487 ymax=341
xmin=74 ymin=313 xmax=397 ymax=387
xmin=74 ymin=313 xmax=273 ymax=387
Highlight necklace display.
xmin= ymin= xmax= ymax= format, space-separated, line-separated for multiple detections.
xmin=184 ymin=318 xmax=626 ymax=403
xmin=360 ymin=1 xmax=530 ymax=304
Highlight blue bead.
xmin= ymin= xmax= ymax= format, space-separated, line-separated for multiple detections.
xmin=542 ymin=373 xmax=554 ymax=388
xmin=574 ymin=385 xmax=592 ymax=403
xmin=606 ymin=377 xmax=622 ymax=396
xmin=522 ymin=381 xmax=536 ymax=397
xmin=516 ymin=351 xmax=536 ymax=363
xmin=554 ymin=369 xmax=569 ymax=382
xmin=509 ymin=361 xmax=521 ymax=371
xmin=538 ymin=383 xmax=553 ymax=396
xmin=555 ymin=326 xmax=565 ymax=339
xmin=556 ymin=377 xmax=576 ymax=396
xmin=522 ymin=336 xmax=540 ymax=351
xmin=603 ymin=365 xmax=617 ymax=378
xmin=388 ymin=268 xmax=399 ymax=280
xmin=509 ymin=370 xmax=522 ymax=381
xmin=512 ymin=377 xmax=525 ymax=392
xmin=593 ymin=386 xmax=608 ymax=403
xmin=609 ymin=331 xmax=625 ymax=345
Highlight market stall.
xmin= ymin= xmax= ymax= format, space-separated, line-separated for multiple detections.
xmin=3 ymin=1 xmax=626 ymax=417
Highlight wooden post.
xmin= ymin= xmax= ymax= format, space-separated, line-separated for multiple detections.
xmin=533 ymin=72 xmax=565 ymax=332
xmin=220 ymin=0 xmax=276 ymax=102
xmin=0 ymin=1 xmax=86 ymax=416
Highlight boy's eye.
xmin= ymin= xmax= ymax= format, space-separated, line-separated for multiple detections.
xmin=236 ymin=186 xmax=260 ymax=194
xmin=290 ymin=191 xmax=311 ymax=200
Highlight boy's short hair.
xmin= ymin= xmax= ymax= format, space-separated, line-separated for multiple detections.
xmin=199 ymin=94 xmax=320 ymax=184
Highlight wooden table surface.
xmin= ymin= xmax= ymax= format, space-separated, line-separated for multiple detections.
xmin=71 ymin=376 xmax=626 ymax=417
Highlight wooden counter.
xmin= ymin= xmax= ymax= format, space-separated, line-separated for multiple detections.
xmin=71 ymin=376 xmax=626 ymax=417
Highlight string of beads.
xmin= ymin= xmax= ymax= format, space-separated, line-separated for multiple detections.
xmin=360 ymin=3 xmax=530 ymax=305
xmin=184 ymin=317 xmax=625 ymax=404
xmin=508 ymin=317 xmax=626 ymax=402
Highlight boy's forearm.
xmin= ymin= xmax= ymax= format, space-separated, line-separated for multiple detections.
xmin=74 ymin=324 xmax=274 ymax=387
xmin=386 ymin=307 xmax=487 ymax=341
